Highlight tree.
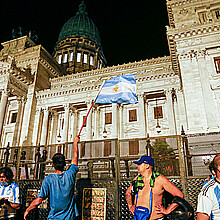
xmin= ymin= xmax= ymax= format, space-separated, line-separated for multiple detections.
xmin=151 ymin=140 xmax=179 ymax=176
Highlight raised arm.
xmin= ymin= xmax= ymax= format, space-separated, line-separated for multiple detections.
xmin=71 ymin=136 xmax=80 ymax=166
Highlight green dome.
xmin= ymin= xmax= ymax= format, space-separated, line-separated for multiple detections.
xmin=58 ymin=0 xmax=101 ymax=46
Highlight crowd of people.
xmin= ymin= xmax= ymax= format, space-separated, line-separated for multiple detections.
xmin=0 ymin=137 xmax=219 ymax=220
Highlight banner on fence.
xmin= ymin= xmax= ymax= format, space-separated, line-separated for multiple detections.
xmin=82 ymin=188 xmax=106 ymax=220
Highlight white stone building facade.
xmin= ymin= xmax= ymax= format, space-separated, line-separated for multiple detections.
xmin=0 ymin=0 xmax=220 ymax=171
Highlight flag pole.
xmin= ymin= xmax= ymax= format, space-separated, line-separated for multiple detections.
xmin=78 ymin=80 xmax=105 ymax=136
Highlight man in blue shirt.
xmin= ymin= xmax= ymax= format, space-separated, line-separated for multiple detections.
xmin=24 ymin=136 xmax=80 ymax=220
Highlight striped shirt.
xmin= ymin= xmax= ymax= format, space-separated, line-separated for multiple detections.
xmin=0 ymin=182 xmax=20 ymax=219
xmin=197 ymin=179 xmax=220 ymax=220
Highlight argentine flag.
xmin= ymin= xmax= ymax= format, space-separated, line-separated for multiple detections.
xmin=95 ymin=74 xmax=137 ymax=104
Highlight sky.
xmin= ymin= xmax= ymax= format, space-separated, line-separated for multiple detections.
xmin=0 ymin=0 xmax=170 ymax=66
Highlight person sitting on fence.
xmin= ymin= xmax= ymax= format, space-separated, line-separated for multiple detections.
xmin=197 ymin=154 xmax=220 ymax=220
xmin=126 ymin=155 xmax=184 ymax=220
xmin=24 ymin=135 xmax=80 ymax=220
xmin=0 ymin=167 xmax=21 ymax=220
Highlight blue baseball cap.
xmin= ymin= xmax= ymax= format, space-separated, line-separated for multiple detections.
xmin=133 ymin=155 xmax=154 ymax=167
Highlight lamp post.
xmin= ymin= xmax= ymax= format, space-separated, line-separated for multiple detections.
xmin=103 ymin=127 xmax=107 ymax=138
xmin=103 ymin=106 xmax=107 ymax=138
xmin=155 ymin=98 xmax=161 ymax=133
xmin=57 ymin=117 xmax=62 ymax=152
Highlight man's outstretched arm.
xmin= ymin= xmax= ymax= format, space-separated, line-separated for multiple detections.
xmin=71 ymin=136 xmax=80 ymax=166
xmin=24 ymin=197 xmax=43 ymax=220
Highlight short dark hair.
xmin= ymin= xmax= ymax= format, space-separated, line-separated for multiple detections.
xmin=0 ymin=167 xmax=14 ymax=182
xmin=209 ymin=161 xmax=215 ymax=173
xmin=52 ymin=153 xmax=66 ymax=171
xmin=213 ymin=154 xmax=220 ymax=173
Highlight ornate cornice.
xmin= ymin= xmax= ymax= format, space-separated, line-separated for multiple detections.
xmin=51 ymin=56 xmax=172 ymax=84
xmin=167 ymin=22 xmax=220 ymax=39
xmin=167 ymin=0 xmax=196 ymax=7
xmin=178 ymin=48 xmax=207 ymax=60
xmin=39 ymin=57 xmax=58 ymax=77
xmin=36 ymin=72 xmax=177 ymax=100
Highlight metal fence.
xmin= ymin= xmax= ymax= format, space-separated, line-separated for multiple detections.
xmin=0 ymin=134 xmax=218 ymax=219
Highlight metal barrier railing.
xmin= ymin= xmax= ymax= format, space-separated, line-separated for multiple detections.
xmin=2 ymin=135 xmax=216 ymax=220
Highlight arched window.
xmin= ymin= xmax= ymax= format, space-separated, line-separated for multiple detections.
xmin=69 ymin=51 xmax=74 ymax=62
xmin=63 ymin=53 xmax=68 ymax=63
xmin=90 ymin=56 xmax=94 ymax=66
xmin=83 ymin=53 xmax=88 ymax=63
xmin=58 ymin=54 xmax=62 ymax=64
xmin=77 ymin=52 xmax=81 ymax=62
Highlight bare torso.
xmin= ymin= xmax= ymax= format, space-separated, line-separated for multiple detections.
xmin=135 ymin=175 xmax=165 ymax=219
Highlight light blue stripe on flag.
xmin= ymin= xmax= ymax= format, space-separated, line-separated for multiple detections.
xmin=95 ymin=74 xmax=137 ymax=104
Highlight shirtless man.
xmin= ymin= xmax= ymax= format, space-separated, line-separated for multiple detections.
xmin=126 ymin=155 xmax=183 ymax=220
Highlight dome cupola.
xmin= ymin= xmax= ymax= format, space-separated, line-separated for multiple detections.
xmin=58 ymin=1 xmax=101 ymax=46
xmin=54 ymin=0 xmax=107 ymax=75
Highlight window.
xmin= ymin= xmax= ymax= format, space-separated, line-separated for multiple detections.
xmin=129 ymin=109 xmax=137 ymax=122
xmin=155 ymin=138 xmax=166 ymax=143
xmin=199 ymin=12 xmax=207 ymax=23
xmin=83 ymin=116 xmax=86 ymax=127
xmin=97 ymin=60 xmax=100 ymax=69
xmin=154 ymin=106 xmax=163 ymax=119
xmin=77 ymin=52 xmax=81 ymax=62
xmin=80 ymin=142 xmax=85 ymax=158
xmin=69 ymin=51 xmax=74 ymax=62
xmin=11 ymin=112 xmax=17 ymax=123
xmin=83 ymin=54 xmax=88 ymax=63
xmin=214 ymin=57 xmax=220 ymax=73
xmin=104 ymin=141 xmax=111 ymax=157
xmin=129 ymin=140 xmax=139 ymax=155
xmin=58 ymin=54 xmax=62 ymax=64
xmin=215 ymin=10 xmax=220 ymax=19
xmin=105 ymin=113 xmax=112 ymax=124
xmin=90 ymin=56 xmax=94 ymax=66
xmin=63 ymin=53 xmax=68 ymax=63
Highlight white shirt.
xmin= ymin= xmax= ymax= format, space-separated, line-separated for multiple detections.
xmin=0 ymin=182 xmax=20 ymax=219
xmin=197 ymin=179 xmax=220 ymax=219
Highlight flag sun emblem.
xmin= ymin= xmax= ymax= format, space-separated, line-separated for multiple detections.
xmin=113 ymin=85 xmax=119 ymax=92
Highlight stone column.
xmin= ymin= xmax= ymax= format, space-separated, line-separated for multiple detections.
xmin=145 ymin=101 xmax=150 ymax=136
xmin=20 ymin=86 xmax=36 ymax=146
xmin=72 ymin=109 xmax=78 ymax=138
xmin=0 ymin=89 xmax=9 ymax=139
xmin=86 ymin=101 xmax=93 ymax=141
xmin=166 ymin=89 xmax=176 ymax=135
xmin=62 ymin=104 xmax=70 ymax=143
xmin=197 ymin=54 xmax=219 ymax=129
xmin=12 ymin=97 xmax=23 ymax=146
xmin=40 ymin=107 xmax=49 ymax=146
xmin=138 ymin=93 xmax=146 ymax=138
xmin=119 ymin=104 xmax=124 ymax=140
xmin=94 ymin=106 xmax=100 ymax=139
xmin=32 ymin=108 xmax=42 ymax=146
xmin=85 ymin=101 xmax=93 ymax=158
xmin=111 ymin=103 xmax=118 ymax=138
xmin=176 ymin=89 xmax=189 ymax=132
xmin=50 ymin=112 xmax=59 ymax=144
